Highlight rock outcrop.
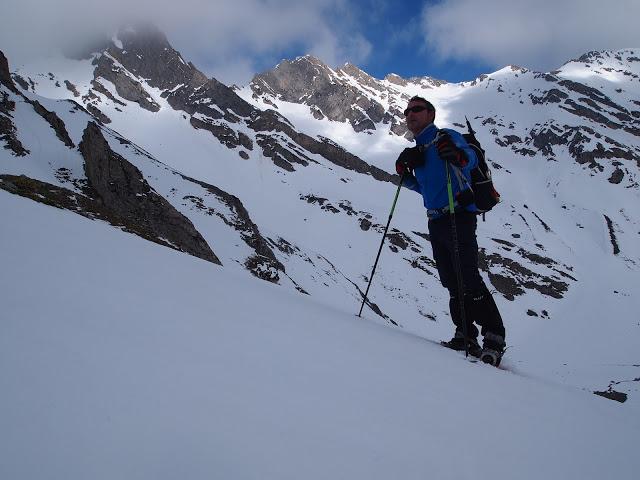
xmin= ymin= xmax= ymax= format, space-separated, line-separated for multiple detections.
xmin=251 ymin=56 xmax=392 ymax=133
xmin=0 ymin=50 xmax=18 ymax=94
xmin=0 ymin=50 xmax=29 ymax=156
xmin=79 ymin=121 xmax=220 ymax=264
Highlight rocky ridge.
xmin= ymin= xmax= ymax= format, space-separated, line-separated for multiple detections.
xmin=250 ymin=55 xmax=446 ymax=137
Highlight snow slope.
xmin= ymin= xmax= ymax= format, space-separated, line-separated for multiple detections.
xmin=1 ymin=190 xmax=639 ymax=480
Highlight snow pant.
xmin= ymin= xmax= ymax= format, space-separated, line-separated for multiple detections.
xmin=428 ymin=211 xmax=505 ymax=339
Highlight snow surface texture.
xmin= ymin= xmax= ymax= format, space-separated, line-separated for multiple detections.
xmin=1 ymin=190 xmax=639 ymax=480
xmin=2 ymin=34 xmax=640 ymax=478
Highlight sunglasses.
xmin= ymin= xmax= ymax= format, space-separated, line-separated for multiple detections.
xmin=404 ymin=105 xmax=430 ymax=116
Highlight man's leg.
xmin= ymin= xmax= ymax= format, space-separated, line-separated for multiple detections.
xmin=472 ymin=285 xmax=506 ymax=339
xmin=429 ymin=216 xmax=479 ymax=342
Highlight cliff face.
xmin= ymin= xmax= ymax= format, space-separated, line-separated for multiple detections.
xmin=79 ymin=121 xmax=221 ymax=265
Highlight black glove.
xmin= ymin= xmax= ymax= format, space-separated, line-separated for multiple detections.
xmin=395 ymin=146 xmax=424 ymax=175
xmin=436 ymin=133 xmax=468 ymax=168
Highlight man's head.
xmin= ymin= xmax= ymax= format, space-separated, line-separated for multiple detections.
xmin=404 ymin=96 xmax=435 ymax=136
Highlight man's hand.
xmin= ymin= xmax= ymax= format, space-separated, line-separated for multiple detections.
xmin=395 ymin=146 xmax=424 ymax=175
xmin=436 ymin=133 xmax=468 ymax=167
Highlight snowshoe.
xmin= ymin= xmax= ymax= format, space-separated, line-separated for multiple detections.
xmin=480 ymin=332 xmax=506 ymax=367
xmin=441 ymin=333 xmax=482 ymax=358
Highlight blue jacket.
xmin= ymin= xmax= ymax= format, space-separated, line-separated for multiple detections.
xmin=403 ymin=123 xmax=478 ymax=219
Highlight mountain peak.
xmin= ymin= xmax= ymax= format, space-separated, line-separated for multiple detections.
xmin=113 ymin=22 xmax=171 ymax=53
xmin=291 ymin=54 xmax=327 ymax=68
xmin=563 ymin=48 xmax=640 ymax=68
xmin=338 ymin=62 xmax=374 ymax=81
xmin=384 ymin=73 xmax=408 ymax=86
xmin=95 ymin=24 xmax=208 ymax=94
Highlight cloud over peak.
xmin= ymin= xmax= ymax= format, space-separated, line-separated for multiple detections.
xmin=420 ymin=0 xmax=640 ymax=72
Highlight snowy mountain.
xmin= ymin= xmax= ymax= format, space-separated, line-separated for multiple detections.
xmin=1 ymin=24 xmax=640 ymax=478
xmin=247 ymin=51 xmax=640 ymax=187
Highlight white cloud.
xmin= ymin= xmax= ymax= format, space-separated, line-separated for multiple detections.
xmin=420 ymin=0 xmax=640 ymax=71
xmin=0 ymin=0 xmax=371 ymax=84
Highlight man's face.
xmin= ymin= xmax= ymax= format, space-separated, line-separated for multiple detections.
xmin=404 ymin=100 xmax=434 ymax=136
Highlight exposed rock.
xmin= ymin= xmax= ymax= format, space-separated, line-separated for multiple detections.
xmin=103 ymin=25 xmax=255 ymax=123
xmin=257 ymin=134 xmax=312 ymax=171
xmin=166 ymin=77 xmax=253 ymax=122
xmin=111 ymin=24 xmax=208 ymax=92
xmin=11 ymin=74 xmax=30 ymax=91
xmin=79 ymin=121 xmax=220 ymax=264
xmin=594 ymin=389 xmax=628 ymax=403
xmin=529 ymin=88 xmax=568 ymax=105
xmin=64 ymin=80 xmax=80 ymax=97
xmin=248 ymin=109 xmax=396 ymax=182
xmin=559 ymin=79 xmax=628 ymax=113
xmin=527 ymin=123 xmax=639 ymax=174
xmin=251 ymin=55 xmax=389 ymax=133
xmin=0 ymin=174 xmax=221 ymax=268
xmin=93 ymin=54 xmax=160 ymax=112
xmin=604 ymin=214 xmax=620 ymax=255
xmin=29 ymin=100 xmax=75 ymax=148
xmin=560 ymin=99 xmax=621 ymax=130
xmin=479 ymin=247 xmax=571 ymax=301
xmin=91 ymin=80 xmax=127 ymax=106
xmin=0 ymin=51 xmax=29 ymax=156
xmin=85 ymin=104 xmax=111 ymax=124
xmin=408 ymin=255 xmax=437 ymax=276
xmin=385 ymin=73 xmax=408 ymax=86
xmin=0 ymin=50 xmax=18 ymax=93
xmin=359 ymin=218 xmax=372 ymax=231
xmin=178 ymin=172 xmax=285 ymax=282
xmin=609 ymin=167 xmax=624 ymax=184
xmin=0 ymin=101 xmax=29 ymax=156
xmin=300 ymin=194 xmax=339 ymax=213
xmin=387 ymin=230 xmax=421 ymax=253
xmin=191 ymin=116 xmax=254 ymax=150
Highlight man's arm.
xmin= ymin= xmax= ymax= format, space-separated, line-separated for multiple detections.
xmin=438 ymin=129 xmax=478 ymax=174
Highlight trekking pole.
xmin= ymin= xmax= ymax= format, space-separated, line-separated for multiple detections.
xmin=446 ymin=164 xmax=470 ymax=357
xmin=357 ymin=171 xmax=406 ymax=317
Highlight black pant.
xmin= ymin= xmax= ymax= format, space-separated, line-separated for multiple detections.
xmin=428 ymin=211 xmax=505 ymax=339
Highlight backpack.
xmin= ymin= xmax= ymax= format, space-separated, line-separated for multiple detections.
xmin=461 ymin=118 xmax=501 ymax=216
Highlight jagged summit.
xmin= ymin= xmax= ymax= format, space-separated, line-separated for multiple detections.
xmin=249 ymin=53 xmax=457 ymax=137
xmin=250 ymin=55 xmax=407 ymax=135
xmin=100 ymin=24 xmax=208 ymax=93
xmin=569 ymin=48 xmax=640 ymax=65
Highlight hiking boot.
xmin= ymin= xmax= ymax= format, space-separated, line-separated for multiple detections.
xmin=481 ymin=332 xmax=506 ymax=366
xmin=441 ymin=332 xmax=482 ymax=358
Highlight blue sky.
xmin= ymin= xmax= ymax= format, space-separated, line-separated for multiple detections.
xmin=2 ymin=0 xmax=639 ymax=85
xmin=333 ymin=0 xmax=496 ymax=82
xmin=234 ymin=0 xmax=497 ymax=82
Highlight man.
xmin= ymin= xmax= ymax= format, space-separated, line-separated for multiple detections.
xmin=395 ymin=96 xmax=506 ymax=366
